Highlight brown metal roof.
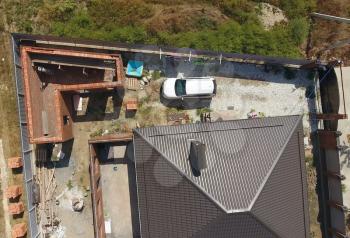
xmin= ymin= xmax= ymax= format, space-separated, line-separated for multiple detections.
xmin=135 ymin=115 xmax=301 ymax=212
xmin=134 ymin=115 xmax=310 ymax=237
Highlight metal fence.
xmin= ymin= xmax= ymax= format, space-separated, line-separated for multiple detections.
xmin=12 ymin=33 xmax=315 ymax=67
xmin=11 ymin=36 xmax=41 ymax=238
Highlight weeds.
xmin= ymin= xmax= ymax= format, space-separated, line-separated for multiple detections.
xmin=151 ymin=70 xmax=162 ymax=80
xmin=67 ymin=179 xmax=73 ymax=190
xmin=342 ymin=183 xmax=347 ymax=193
xmin=305 ymin=155 xmax=314 ymax=167
xmin=5 ymin=0 xmax=311 ymax=58
xmin=90 ymin=128 xmax=103 ymax=138
xmin=196 ymin=107 xmax=212 ymax=116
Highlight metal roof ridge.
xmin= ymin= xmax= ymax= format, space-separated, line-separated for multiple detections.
xmin=141 ymin=114 xmax=302 ymax=137
xmin=134 ymin=114 xmax=303 ymax=214
xmin=247 ymin=115 xmax=303 ymax=211
xmin=249 ymin=212 xmax=281 ymax=237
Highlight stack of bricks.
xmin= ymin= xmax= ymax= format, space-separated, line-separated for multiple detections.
xmin=7 ymin=157 xmax=23 ymax=169
xmin=11 ymin=223 xmax=27 ymax=238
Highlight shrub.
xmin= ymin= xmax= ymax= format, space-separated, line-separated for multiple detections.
xmin=305 ymin=155 xmax=313 ymax=166
xmin=87 ymin=0 xmax=154 ymax=27
xmin=152 ymin=71 xmax=162 ymax=80
xmin=40 ymin=0 xmax=78 ymax=22
xmin=196 ymin=107 xmax=212 ymax=116
xmin=11 ymin=0 xmax=307 ymax=58
xmin=289 ymin=18 xmax=309 ymax=45
xmin=67 ymin=180 xmax=73 ymax=190
xmin=218 ymin=0 xmax=257 ymax=23
xmin=194 ymin=17 xmax=218 ymax=30
xmin=279 ymin=0 xmax=317 ymax=18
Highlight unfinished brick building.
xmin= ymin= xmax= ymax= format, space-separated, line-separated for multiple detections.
xmin=89 ymin=133 xmax=134 ymax=238
xmin=20 ymin=46 xmax=125 ymax=144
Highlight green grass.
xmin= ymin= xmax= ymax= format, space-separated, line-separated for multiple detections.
xmin=3 ymin=0 xmax=316 ymax=58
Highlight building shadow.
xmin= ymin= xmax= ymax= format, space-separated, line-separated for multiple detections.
xmin=11 ymin=167 xmax=23 ymax=175
xmin=310 ymin=66 xmax=344 ymax=237
xmin=160 ymin=95 xmax=212 ymax=110
xmin=126 ymin=110 xmax=137 ymax=118
xmin=12 ymin=212 xmax=24 ymax=219
xmin=54 ymin=139 xmax=74 ymax=168
xmin=72 ymin=89 xmax=124 ymax=122
xmin=125 ymin=143 xmax=141 ymax=238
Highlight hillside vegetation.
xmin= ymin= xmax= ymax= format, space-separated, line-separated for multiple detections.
xmin=308 ymin=0 xmax=350 ymax=63
xmin=3 ymin=0 xmax=316 ymax=58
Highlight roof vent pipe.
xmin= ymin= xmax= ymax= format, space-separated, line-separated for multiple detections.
xmin=189 ymin=140 xmax=207 ymax=177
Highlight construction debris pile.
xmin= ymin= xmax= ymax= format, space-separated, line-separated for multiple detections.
xmin=35 ymin=146 xmax=60 ymax=236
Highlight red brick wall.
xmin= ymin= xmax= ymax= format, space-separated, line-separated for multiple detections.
xmin=21 ymin=46 xmax=125 ymax=144
xmin=89 ymin=144 xmax=106 ymax=238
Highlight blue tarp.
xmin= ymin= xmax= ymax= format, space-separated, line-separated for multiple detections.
xmin=126 ymin=60 xmax=144 ymax=77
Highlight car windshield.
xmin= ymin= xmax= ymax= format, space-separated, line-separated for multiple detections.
xmin=175 ymin=79 xmax=186 ymax=96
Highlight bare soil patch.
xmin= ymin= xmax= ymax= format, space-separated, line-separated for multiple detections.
xmin=146 ymin=4 xmax=229 ymax=33
xmin=309 ymin=0 xmax=350 ymax=64
xmin=257 ymin=3 xmax=287 ymax=30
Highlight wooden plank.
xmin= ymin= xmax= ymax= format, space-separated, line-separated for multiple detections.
xmin=315 ymin=114 xmax=348 ymax=120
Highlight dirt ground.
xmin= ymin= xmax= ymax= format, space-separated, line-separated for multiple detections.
xmin=309 ymin=0 xmax=350 ymax=64
xmin=81 ymin=62 xmax=320 ymax=237
xmin=100 ymin=162 xmax=133 ymax=238
xmin=52 ymin=121 xmax=101 ymax=238
xmin=211 ymin=76 xmax=314 ymax=129
xmin=258 ymin=2 xmax=287 ymax=30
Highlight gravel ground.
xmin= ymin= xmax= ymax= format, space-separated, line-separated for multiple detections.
xmin=211 ymin=76 xmax=314 ymax=131
xmin=336 ymin=67 xmax=350 ymax=209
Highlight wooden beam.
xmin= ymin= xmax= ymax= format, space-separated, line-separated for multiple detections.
xmin=328 ymin=200 xmax=348 ymax=212
xmin=88 ymin=133 xmax=133 ymax=144
xmin=328 ymin=228 xmax=348 ymax=238
xmin=326 ymin=171 xmax=346 ymax=180
xmin=315 ymin=114 xmax=348 ymax=120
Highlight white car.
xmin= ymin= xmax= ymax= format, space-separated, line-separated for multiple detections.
xmin=162 ymin=77 xmax=216 ymax=99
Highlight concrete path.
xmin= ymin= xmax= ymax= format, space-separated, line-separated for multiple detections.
xmin=0 ymin=139 xmax=12 ymax=238
xmin=335 ymin=66 xmax=350 ymax=207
